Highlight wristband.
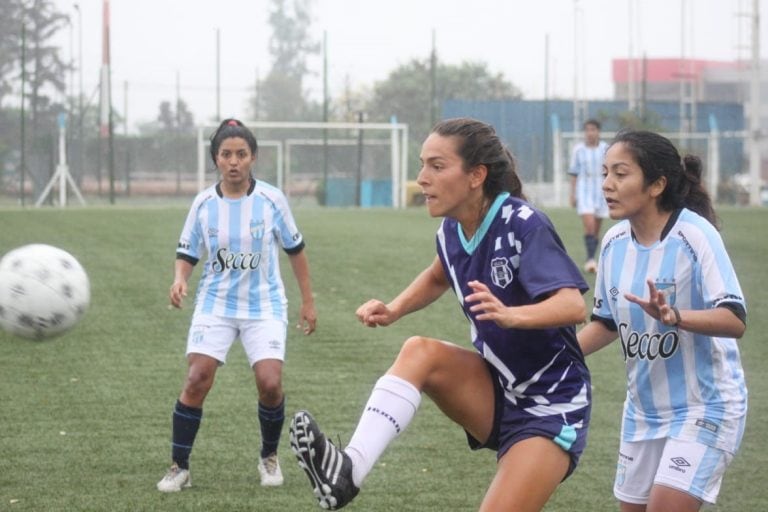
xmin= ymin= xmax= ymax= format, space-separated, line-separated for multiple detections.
xmin=671 ymin=306 xmax=682 ymax=326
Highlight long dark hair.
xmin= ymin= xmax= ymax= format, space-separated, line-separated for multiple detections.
xmin=209 ymin=118 xmax=258 ymax=165
xmin=610 ymin=130 xmax=718 ymax=228
xmin=431 ymin=118 xmax=525 ymax=200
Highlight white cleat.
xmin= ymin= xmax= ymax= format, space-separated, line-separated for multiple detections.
xmin=156 ymin=463 xmax=191 ymax=492
xmin=258 ymin=453 xmax=285 ymax=486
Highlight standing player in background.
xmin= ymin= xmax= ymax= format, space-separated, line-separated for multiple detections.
xmin=289 ymin=118 xmax=591 ymax=511
xmin=578 ymin=130 xmax=747 ymax=511
xmin=156 ymin=118 xmax=317 ymax=492
xmin=569 ymin=119 xmax=609 ymax=273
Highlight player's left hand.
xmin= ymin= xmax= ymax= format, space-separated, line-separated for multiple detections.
xmin=464 ymin=280 xmax=516 ymax=329
xmin=624 ymin=279 xmax=677 ymax=326
xmin=297 ymin=302 xmax=317 ymax=335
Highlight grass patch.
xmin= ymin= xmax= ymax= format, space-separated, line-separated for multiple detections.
xmin=0 ymin=205 xmax=765 ymax=511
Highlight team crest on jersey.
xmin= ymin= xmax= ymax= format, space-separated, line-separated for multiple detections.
xmin=490 ymin=257 xmax=513 ymax=288
xmin=250 ymin=221 xmax=265 ymax=240
xmin=655 ymin=279 xmax=676 ymax=306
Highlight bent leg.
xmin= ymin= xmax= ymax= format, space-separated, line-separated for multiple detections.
xmin=389 ymin=336 xmax=495 ymax=443
xmin=179 ymin=353 xmax=219 ymax=407
xmin=344 ymin=336 xmax=494 ymax=487
xmin=253 ymin=358 xmax=284 ymax=406
xmin=253 ymin=359 xmax=285 ymax=459
xmin=171 ymin=353 xmax=219 ymax=470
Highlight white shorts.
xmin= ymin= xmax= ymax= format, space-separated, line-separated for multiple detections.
xmin=614 ymin=437 xmax=734 ymax=505
xmin=186 ymin=314 xmax=287 ymax=366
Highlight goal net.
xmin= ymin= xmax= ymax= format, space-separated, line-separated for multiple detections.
xmin=196 ymin=121 xmax=409 ymax=208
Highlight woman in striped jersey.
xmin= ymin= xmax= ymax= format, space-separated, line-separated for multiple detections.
xmin=157 ymin=119 xmax=317 ymax=492
xmin=569 ymin=119 xmax=609 ymax=273
xmin=578 ymin=130 xmax=747 ymax=511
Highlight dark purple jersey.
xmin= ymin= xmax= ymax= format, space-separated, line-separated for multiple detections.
xmin=436 ymin=193 xmax=590 ymax=422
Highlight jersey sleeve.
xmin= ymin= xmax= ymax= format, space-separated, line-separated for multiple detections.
xmin=568 ymin=145 xmax=580 ymax=176
xmin=271 ymin=190 xmax=304 ymax=253
xmin=516 ymin=216 xmax=589 ymax=300
xmin=176 ymin=196 xmax=206 ymax=264
xmin=697 ymin=226 xmax=747 ymax=315
xmin=590 ymin=252 xmax=616 ymax=328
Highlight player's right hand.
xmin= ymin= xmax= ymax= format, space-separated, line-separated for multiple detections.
xmin=169 ymin=280 xmax=188 ymax=309
xmin=356 ymin=299 xmax=395 ymax=327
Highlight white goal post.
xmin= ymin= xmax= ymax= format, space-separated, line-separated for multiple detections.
xmin=196 ymin=121 xmax=409 ymax=208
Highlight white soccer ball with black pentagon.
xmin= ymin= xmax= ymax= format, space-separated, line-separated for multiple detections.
xmin=0 ymin=244 xmax=90 ymax=340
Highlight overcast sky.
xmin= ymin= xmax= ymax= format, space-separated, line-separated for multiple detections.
xmin=53 ymin=0 xmax=766 ymax=130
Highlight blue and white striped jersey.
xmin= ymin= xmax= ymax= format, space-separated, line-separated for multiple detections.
xmin=176 ymin=179 xmax=304 ymax=321
xmin=592 ymin=208 xmax=747 ymax=453
xmin=569 ymin=141 xmax=608 ymax=209
xmin=436 ymin=192 xmax=591 ymax=424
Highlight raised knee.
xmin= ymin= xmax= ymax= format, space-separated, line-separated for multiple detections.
xmin=400 ymin=336 xmax=440 ymax=361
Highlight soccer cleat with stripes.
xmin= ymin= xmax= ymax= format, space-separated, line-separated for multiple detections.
xmin=290 ymin=410 xmax=359 ymax=510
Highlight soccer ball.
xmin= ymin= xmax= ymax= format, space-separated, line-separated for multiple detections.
xmin=0 ymin=244 xmax=90 ymax=340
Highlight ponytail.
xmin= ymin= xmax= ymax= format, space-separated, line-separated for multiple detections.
xmin=678 ymin=154 xmax=718 ymax=228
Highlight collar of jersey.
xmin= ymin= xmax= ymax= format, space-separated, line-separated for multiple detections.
xmin=458 ymin=192 xmax=509 ymax=254
xmin=215 ymin=178 xmax=256 ymax=199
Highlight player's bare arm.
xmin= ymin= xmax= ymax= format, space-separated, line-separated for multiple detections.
xmin=465 ymin=281 xmax=585 ymax=329
xmin=357 ymin=256 xmax=449 ymax=327
xmin=169 ymin=259 xmax=195 ymax=309
xmin=288 ymin=251 xmax=317 ymax=335
xmin=577 ymin=321 xmax=617 ymax=356
xmin=625 ymin=279 xmax=745 ymax=338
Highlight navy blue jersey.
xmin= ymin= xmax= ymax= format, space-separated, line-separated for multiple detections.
xmin=436 ymin=193 xmax=590 ymax=422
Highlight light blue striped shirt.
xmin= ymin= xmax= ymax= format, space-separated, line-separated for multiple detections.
xmin=592 ymin=208 xmax=747 ymax=453
xmin=569 ymin=141 xmax=608 ymax=209
xmin=176 ymin=180 xmax=303 ymax=321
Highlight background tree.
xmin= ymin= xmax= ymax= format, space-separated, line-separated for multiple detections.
xmin=0 ymin=0 xmax=23 ymax=106
xmin=252 ymin=0 xmax=320 ymax=121
xmin=365 ymin=58 xmax=522 ymax=174
xmin=156 ymin=99 xmax=195 ymax=134
xmin=22 ymin=0 xmax=69 ymax=131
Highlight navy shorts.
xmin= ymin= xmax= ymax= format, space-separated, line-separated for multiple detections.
xmin=466 ymin=361 xmax=591 ymax=480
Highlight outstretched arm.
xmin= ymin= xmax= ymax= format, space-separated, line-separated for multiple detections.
xmin=625 ymin=279 xmax=745 ymax=339
xmin=464 ymin=281 xmax=586 ymax=330
xmin=356 ymin=256 xmax=450 ymax=327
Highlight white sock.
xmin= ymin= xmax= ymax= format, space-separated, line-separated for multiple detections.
xmin=344 ymin=374 xmax=421 ymax=487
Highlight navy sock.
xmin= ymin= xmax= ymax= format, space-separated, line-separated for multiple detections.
xmin=585 ymin=234 xmax=598 ymax=260
xmin=171 ymin=400 xmax=202 ymax=470
xmin=258 ymin=398 xmax=285 ymax=458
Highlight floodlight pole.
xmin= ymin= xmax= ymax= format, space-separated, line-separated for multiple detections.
xmin=748 ymin=0 xmax=762 ymax=206
xmin=20 ymin=19 xmax=26 ymax=206
xmin=572 ymin=0 xmax=581 ymax=131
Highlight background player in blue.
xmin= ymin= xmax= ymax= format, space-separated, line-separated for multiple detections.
xmin=157 ymin=119 xmax=317 ymax=492
xmin=578 ymin=131 xmax=747 ymax=511
xmin=289 ymin=118 xmax=591 ymax=511
xmin=569 ymin=119 xmax=609 ymax=273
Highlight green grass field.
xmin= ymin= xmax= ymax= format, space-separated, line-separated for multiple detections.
xmin=0 ymin=205 xmax=766 ymax=511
